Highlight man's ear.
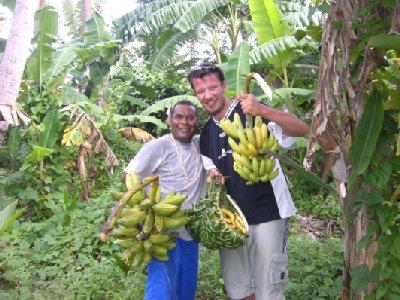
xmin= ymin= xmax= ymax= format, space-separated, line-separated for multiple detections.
xmin=222 ymin=81 xmax=227 ymax=89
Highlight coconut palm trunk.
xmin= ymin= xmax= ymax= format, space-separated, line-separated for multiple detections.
xmin=0 ymin=0 xmax=36 ymax=133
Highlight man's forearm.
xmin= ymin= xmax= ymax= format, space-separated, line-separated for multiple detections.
xmin=258 ymin=105 xmax=308 ymax=137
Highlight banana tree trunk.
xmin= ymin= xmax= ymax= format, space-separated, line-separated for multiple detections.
xmin=305 ymin=1 xmax=386 ymax=298
xmin=0 ymin=0 xmax=35 ymax=129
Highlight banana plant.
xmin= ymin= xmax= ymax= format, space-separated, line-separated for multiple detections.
xmin=0 ymin=200 xmax=25 ymax=236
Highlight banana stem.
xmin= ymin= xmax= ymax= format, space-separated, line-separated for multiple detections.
xmin=244 ymin=73 xmax=254 ymax=128
xmin=100 ymin=174 xmax=159 ymax=242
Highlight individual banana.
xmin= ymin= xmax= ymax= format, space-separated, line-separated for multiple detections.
xmin=139 ymin=198 xmax=153 ymax=210
xmin=219 ymin=119 xmax=238 ymax=138
xmin=153 ymin=203 xmax=179 ymax=216
xmin=163 ymin=216 xmax=188 ymax=229
xmin=245 ymin=128 xmax=256 ymax=148
xmin=162 ymin=192 xmax=187 ymax=206
xmin=142 ymin=210 xmax=155 ymax=235
xmin=149 ymin=234 xmax=170 ymax=245
xmin=112 ymin=226 xmax=139 ymax=238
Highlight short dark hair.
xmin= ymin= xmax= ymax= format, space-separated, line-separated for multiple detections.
xmin=187 ymin=62 xmax=225 ymax=89
xmin=170 ymin=100 xmax=198 ymax=119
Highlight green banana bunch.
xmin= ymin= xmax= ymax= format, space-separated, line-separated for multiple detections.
xmin=219 ymin=113 xmax=280 ymax=185
xmin=105 ymin=173 xmax=190 ymax=269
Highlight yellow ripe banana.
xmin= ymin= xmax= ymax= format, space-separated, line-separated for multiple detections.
xmin=149 ymin=234 xmax=170 ymax=245
xmin=251 ymin=157 xmax=260 ymax=175
xmin=220 ymin=118 xmax=238 ymax=138
xmin=223 ymin=216 xmax=233 ymax=225
xmin=227 ymin=222 xmax=236 ymax=230
xmin=237 ymin=128 xmax=249 ymax=146
xmin=153 ymin=203 xmax=179 ymax=216
xmin=221 ymin=208 xmax=234 ymax=220
xmin=261 ymin=123 xmax=268 ymax=142
xmin=245 ymin=128 xmax=257 ymax=148
xmin=228 ymin=137 xmax=244 ymax=155
xmin=254 ymin=125 xmax=263 ymax=149
xmin=233 ymin=113 xmax=244 ymax=130
xmin=246 ymin=143 xmax=258 ymax=156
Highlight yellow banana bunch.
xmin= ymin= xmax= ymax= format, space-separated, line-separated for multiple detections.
xmin=104 ymin=172 xmax=189 ymax=269
xmin=219 ymin=113 xmax=280 ymax=185
xmin=220 ymin=208 xmax=247 ymax=235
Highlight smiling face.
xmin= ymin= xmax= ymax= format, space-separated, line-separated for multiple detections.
xmin=169 ymin=104 xmax=198 ymax=143
xmin=191 ymin=73 xmax=230 ymax=120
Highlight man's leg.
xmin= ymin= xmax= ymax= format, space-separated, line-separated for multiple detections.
xmin=219 ymin=226 xmax=255 ymax=300
xmin=177 ymin=239 xmax=199 ymax=300
xmin=252 ymin=218 xmax=289 ymax=300
xmin=145 ymin=244 xmax=179 ymax=300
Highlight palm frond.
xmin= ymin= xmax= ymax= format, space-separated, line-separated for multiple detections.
xmin=139 ymin=2 xmax=194 ymax=34
xmin=140 ymin=95 xmax=201 ymax=116
xmin=249 ymin=36 xmax=316 ymax=64
xmin=174 ymin=0 xmax=232 ymax=33
xmin=150 ymin=30 xmax=193 ymax=72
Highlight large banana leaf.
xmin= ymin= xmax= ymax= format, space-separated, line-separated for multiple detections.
xmin=151 ymin=30 xmax=193 ymax=72
xmin=62 ymin=0 xmax=81 ymax=37
xmin=84 ymin=12 xmax=110 ymax=47
xmin=348 ymin=89 xmax=384 ymax=186
xmin=43 ymin=41 xmax=82 ymax=87
xmin=248 ymin=0 xmax=293 ymax=68
xmin=224 ymin=41 xmax=250 ymax=97
xmin=141 ymin=95 xmax=201 ymax=116
xmin=139 ymin=2 xmax=194 ymax=34
xmin=113 ymin=0 xmax=188 ymax=40
xmin=250 ymin=36 xmax=302 ymax=64
xmin=174 ymin=0 xmax=232 ymax=33
xmin=39 ymin=110 xmax=60 ymax=149
xmin=26 ymin=5 xmax=58 ymax=86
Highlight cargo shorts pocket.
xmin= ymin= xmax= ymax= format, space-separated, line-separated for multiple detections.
xmin=270 ymin=253 xmax=288 ymax=284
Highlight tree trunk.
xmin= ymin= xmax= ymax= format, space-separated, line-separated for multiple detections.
xmin=305 ymin=1 xmax=383 ymax=298
xmin=0 ymin=0 xmax=35 ymax=129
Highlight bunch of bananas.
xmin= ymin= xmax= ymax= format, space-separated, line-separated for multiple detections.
xmin=105 ymin=172 xmax=188 ymax=267
xmin=186 ymin=179 xmax=249 ymax=250
xmin=220 ymin=208 xmax=247 ymax=235
xmin=220 ymin=113 xmax=280 ymax=185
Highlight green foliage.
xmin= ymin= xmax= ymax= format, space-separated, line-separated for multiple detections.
xmin=286 ymin=236 xmax=343 ymax=299
xmin=225 ymin=41 xmax=250 ymax=97
xmin=0 ymin=201 xmax=25 ymax=236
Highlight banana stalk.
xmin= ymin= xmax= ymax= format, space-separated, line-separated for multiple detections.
xmin=100 ymin=174 xmax=159 ymax=242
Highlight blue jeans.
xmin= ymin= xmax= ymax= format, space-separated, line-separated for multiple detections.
xmin=144 ymin=238 xmax=199 ymax=300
